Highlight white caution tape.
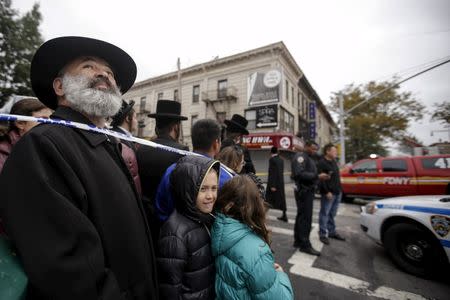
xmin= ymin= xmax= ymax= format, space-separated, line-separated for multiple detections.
xmin=0 ymin=113 xmax=237 ymax=174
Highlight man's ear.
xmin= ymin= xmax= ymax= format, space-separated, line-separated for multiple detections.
xmin=53 ymin=77 xmax=64 ymax=97
xmin=212 ymin=138 xmax=221 ymax=155
xmin=14 ymin=121 xmax=27 ymax=131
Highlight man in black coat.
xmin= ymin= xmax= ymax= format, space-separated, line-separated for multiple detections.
xmin=317 ymin=143 xmax=346 ymax=245
xmin=137 ymin=100 xmax=188 ymax=202
xmin=110 ymin=100 xmax=142 ymax=197
xmin=291 ymin=140 xmax=330 ymax=256
xmin=0 ymin=37 xmax=158 ymax=299
xmin=221 ymin=114 xmax=255 ymax=174
xmin=266 ymin=146 xmax=287 ymax=222
xmin=136 ymin=100 xmax=188 ymax=237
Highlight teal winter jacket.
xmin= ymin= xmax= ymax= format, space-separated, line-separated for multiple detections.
xmin=211 ymin=213 xmax=293 ymax=300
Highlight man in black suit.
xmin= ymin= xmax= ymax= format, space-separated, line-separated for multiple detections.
xmin=110 ymin=100 xmax=142 ymax=196
xmin=136 ymin=100 xmax=188 ymax=233
xmin=221 ymin=114 xmax=255 ymax=174
xmin=266 ymin=146 xmax=287 ymax=222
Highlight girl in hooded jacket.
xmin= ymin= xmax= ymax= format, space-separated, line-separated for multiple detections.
xmin=156 ymin=155 xmax=220 ymax=300
xmin=211 ymin=175 xmax=294 ymax=300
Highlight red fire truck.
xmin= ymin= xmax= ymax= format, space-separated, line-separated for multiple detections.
xmin=341 ymin=155 xmax=450 ymax=201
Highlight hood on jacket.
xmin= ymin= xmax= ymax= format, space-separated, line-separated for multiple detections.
xmin=170 ymin=155 xmax=220 ymax=223
xmin=211 ymin=213 xmax=252 ymax=256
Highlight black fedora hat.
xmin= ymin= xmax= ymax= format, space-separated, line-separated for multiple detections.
xmin=110 ymin=100 xmax=135 ymax=127
xmin=30 ymin=36 xmax=137 ymax=109
xmin=147 ymin=100 xmax=188 ymax=120
xmin=224 ymin=114 xmax=249 ymax=135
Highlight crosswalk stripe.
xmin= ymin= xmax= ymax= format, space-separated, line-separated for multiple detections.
xmin=281 ymin=224 xmax=427 ymax=300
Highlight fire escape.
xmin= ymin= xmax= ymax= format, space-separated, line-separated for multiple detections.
xmin=202 ymin=86 xmax=238 ymax=123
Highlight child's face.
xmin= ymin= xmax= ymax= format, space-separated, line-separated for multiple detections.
xmin=196 ymin=169 xmax=218 ymax=214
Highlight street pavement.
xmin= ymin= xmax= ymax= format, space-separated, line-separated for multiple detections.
xmin=267 ymin=183 xmax=450 ymax=300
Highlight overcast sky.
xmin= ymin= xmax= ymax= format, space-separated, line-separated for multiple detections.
xmin=12 ymin=0 xmax=450 ymax=148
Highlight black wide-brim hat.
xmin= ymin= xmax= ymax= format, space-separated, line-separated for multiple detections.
xmin=111 ymin=100 xmax=135 ymax=127
xmin=147 ymin=99 xmax=188 ymax=120
xmin=224 ymin=114 xmax=249 ymax=135
xmin=30 ymin=36 xmax=137 ymax=109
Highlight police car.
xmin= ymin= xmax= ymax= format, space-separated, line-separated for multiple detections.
xmin=360 ymin=195 xmax=450 ymax=277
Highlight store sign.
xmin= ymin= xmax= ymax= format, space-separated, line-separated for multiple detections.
xmin=309 ymin=102 xmax=316 ymax=120
xmin=242 ymin=133 xmax=296 ymax=150
xmin=255 ymin=105 xmax=278 ymax=128
xmin=247 ymin=69 xmax=281 ymax=106
xmin=309 ymin=122 xmax=316 ymax=139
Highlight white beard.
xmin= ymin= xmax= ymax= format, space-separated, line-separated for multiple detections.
xmin=62 ymin=74 xmax=122 ymax=118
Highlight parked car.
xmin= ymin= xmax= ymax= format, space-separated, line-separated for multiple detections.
xmin=360 ymin=195 xmax=450 ymax=278
xmin=341 ymin=155 xmax=450 ymax=201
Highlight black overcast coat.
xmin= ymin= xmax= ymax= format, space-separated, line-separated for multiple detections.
xmin=156 ymin=155 xmax=219 ymax=300
xmin=137 ymin=135 xmax=188 ymax=204
xmin=266 ymin=154 xmax=286 ymax=211
xmin=0 ymin=107 xmax=158 ymax=300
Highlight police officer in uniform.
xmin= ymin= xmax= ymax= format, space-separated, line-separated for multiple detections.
xmin=291 ymin=140 xmax=330 ymax=256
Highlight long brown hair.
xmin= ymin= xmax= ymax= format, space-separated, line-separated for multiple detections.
xmin=9 ymin=98 xmax=47 ymax=130
xmin=216 ymin=145 xmax=244 ymax=173
xmin=215 ymin=175 xmax=271 ymax=245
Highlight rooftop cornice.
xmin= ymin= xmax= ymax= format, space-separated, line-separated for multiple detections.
xmin=131 ymin=41 xmax=299 ymax=90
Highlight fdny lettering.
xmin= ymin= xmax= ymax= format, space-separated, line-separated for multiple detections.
xmin=383 ymin=177 xmax=410 ymax=185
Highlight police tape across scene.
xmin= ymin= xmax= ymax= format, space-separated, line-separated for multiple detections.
xmin=0 ymin=113 xmax=237 ymax=175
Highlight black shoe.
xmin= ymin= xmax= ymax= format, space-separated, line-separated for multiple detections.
xmin=277 ymin=216 xmax=288 ymax=222
xmin=299 ymin=247 xmax=321 ymax=256
xmin=329 ymin=233 xmax=346 ymax=241
xmin=319 ymin=236 xmax=330 ymax=245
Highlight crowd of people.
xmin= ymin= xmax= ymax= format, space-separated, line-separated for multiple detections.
xmin=0 ymin=34 xmax=347 ymax=300
xmin=0 ymin=36 xmax=295 ymax=300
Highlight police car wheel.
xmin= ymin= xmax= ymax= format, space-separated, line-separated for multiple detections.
xmin=384 ymin=223 xmax=445 ymax=278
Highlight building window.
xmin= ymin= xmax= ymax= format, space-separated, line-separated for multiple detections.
xmin=174 ymin=89 xmax=178 ymax=101
xmin=218 ymin=79 xmax=227 ymax=98
xmin=317 ymin=115 xmax=321 ymax=129
xmin=285 ymin=80 xmax=289 ymax=102
xmin=139 ymin=97 xmax=146 ymax=112
xmin=191 ymin=115 xmax=198 ymax=128
xmin=291 ymin=87 xmax=294 ymax=106
xmin=245 ymin=110 xmax=256 ymax=130
xmin=303 ymin=98 xmax=307 ymax=118
xmin=279 ymin=107 xmax=294 ymax=133
xmin=157 ymin=92 xmax=163 ymax=100
xmin=192 ymin=85 xmax=200 ymax=103
xmin=297 ymin=92 xmax=301 ymax=109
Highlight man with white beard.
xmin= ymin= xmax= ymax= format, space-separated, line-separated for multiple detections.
xmin=0 ymin=37 xmax=158 ymax=300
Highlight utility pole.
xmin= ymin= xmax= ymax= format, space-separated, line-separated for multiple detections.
xmin=339 ymin=94 xmax=345 ymax=165
xmin=338 ymin=57 xmax=450 ymax=166
xmin=177 ymin=57 xmax=184 ymax=144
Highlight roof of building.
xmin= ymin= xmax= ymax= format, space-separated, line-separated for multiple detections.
xmin=130 ymin=41 xmax=337 ymax=128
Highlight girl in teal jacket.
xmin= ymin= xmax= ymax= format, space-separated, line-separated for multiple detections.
xmin=211 ymin=175 xmax=294 ymax=300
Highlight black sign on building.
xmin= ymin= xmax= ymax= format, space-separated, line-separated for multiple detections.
xmin=256 ymin=104 xmax=278 ymax=128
